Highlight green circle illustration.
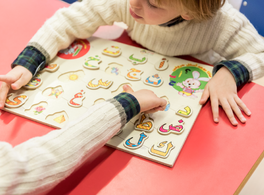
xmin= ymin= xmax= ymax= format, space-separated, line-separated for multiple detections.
xmin=169 ymin=64 xmax=211 ymax=97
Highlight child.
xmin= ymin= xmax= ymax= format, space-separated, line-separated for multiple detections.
xmin=0 ymin=0 xmax=264 ymax=125
xmin=0 ymin=86 xmax=167 ymax=194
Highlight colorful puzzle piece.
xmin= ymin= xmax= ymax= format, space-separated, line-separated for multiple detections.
xmin=125 ymin=68 xmax=143 ymax=81
xmin=158 ymin=120 xmax=185 ymax=135
xmin=5 ymin=93 xmax=28 ymax=108
xmin=134 ymin=113 xmax=154 ymax=133
xmin=128 ymin=54 xmax=148 ymax=65
xmin=149 ymin=141 xmax=175 ymax=159
xmin=87 ymin=78 xmax=113 ymax=90
xmin=102 ymin=46 xmax=122 ymax=57
xmin=124 ymin=132 xmax=148 ymax=149
xmin=144 ymin=74 xmax=163 ymax=87
xmin=176 ymin=106 xmax=192 ymax=118
xmin=83 ymin=55 xmax=102 ymax=69
xmin=154 ymin=57 xmax=169 ymax=71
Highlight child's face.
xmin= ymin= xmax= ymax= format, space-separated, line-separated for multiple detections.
xmin=129 ymin=0 xmax=189 ymax=25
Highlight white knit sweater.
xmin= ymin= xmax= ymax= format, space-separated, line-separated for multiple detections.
xmin=28 ymin=0 xmax=264 ymax=81
xmin=0 ymin=99 xmax=125 ymax=194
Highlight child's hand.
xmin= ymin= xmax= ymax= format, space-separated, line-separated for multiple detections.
xmin=199 ymin=67 xmax=251 ymax=126
xmin=0 ymin=66 xmax=32 ymax=109
xmin=123 ymin=85 xmax=167 ymax=113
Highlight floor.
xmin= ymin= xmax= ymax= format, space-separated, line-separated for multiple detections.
xmin=61 ymin=0 xmax=264 ymax=87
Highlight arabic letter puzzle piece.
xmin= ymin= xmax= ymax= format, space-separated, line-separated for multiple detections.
xmin=102 ymin=46 xmax=122 ymax=57
xmin=87 ymin=78 xmax=113 ymax=90
xmin=125 ymin=68 xmax=143 ymax=81
xmin=176 ymin=105 xmax=193 ymax=118
xmin=128 ymin=53 xmax=148 ymax=65
xmin=5 ymin=93 xmax=29 ymax=108
xmin=23 ymin=74 xmax=43 ymax=90
xmin=123 ymin=132 xmax=149 ymax=150
xmin=83 ymin=55 xmax=102 ymax=70
xmin=149 ymin=141 xmax=175 ymax=159
xmin=40 ymin=63 xmax=60 ymax=72
xmin=143 ymin=73 xmax=163 ymax=87
xmin=154 ymin=57 xmax=169 ymax=71
xmin=134 ymin=113 xmax=154 ymax=133
xmin=67 ymin=90 xmax=86 ymax=108
xmin=157 ymin=119 xmax=185 ymax=135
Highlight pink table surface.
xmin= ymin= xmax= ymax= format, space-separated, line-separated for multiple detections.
xmin=1 ymin=1 xmax=264 ymax=194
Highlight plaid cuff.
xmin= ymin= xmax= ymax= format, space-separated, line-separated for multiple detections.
xmin=213 ymin=60 xmax=250 ymax=87
xmin=12 ymin=46 xmax=46 ymax=77
xmin=114 ymin=92 xmax=140 ymax=122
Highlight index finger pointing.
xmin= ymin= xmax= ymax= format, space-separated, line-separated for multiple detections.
xmin=0 ymin=82 xmax=10 ymax=109
xmin=0 ymin=75 xmax=16 ymax=84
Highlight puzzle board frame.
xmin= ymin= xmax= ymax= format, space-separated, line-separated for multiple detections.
xmin=2 ymin=37 xmax=213 ymax=167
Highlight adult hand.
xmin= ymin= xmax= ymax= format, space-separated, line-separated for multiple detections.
xmin=123 ymin=85 xmax=167 ymax=113
xmin=0 ymin=66 xmax=32 ymax=109
xmin=199 ymin=66 xmax=251 ymax=126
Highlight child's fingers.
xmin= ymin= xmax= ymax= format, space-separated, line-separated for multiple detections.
xmin=159 ymin=99 xmax=167 ymax=110
xmin=199 ymin=85 xmax=209 ymax=105
xmin=234 ymin=96 xmax=251 ymax=116
xmin=122 ymin=84 xmax=134 ymax=93
xmin=146 ymin=99 xmax=167 ymax=113
xmin=228 ymin=98 xmax=246 ymax=123
xmin=144 ymin=106 xmax=162 ymax=114
xmin=0 ymin=75 xmax=16 ymax=84
xmin=11 ymin=76 xmax=29 ymax=90
xmin=221 ymin=99 xmax=238 ymax=126
xmin=0 ymin=82 xmax=10 ymax=109
xmin=210 ymin=95 xmax=220 ymax=123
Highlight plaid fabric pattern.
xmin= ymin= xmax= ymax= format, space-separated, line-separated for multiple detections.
xmin=114 ymin=92 xmax=140 ymax=122
xmin=213 ymin=60 xmax=250 ymax=87
xmin=12 ymin=46 xmax=46 ymax=77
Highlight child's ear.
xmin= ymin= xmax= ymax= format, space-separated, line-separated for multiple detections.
xmin=181 ymin=14 xmax=193 ymax=20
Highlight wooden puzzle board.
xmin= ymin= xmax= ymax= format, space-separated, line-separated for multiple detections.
xmin=3 ymin=37 xmax=212 ymax=167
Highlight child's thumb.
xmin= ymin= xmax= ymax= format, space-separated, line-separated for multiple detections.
xmin=122 ymin=84 xmax=134 ymax=93
xmin=199 ymin=87 xmax=209 ymax=105
xmin=11 ymin=77 xmax=29 ymax=90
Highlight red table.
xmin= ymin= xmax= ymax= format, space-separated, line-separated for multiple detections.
xmin=1 ymin=1 xmax=264 ymax=194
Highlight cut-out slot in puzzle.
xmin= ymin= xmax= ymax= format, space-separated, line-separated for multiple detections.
xmin=3 ymin=37 xmax=212 ymax=167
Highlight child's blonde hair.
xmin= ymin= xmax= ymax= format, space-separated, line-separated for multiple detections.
xmin=156 ymin=0 xmax=226 ymax=21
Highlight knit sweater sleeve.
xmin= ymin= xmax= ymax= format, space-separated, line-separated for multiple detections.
xmin=213 ymin=3 xmax=264 ymax=81
xmin=28 ymin=0 xmax=127 ymax=62
xmin=0 ymin=97 xmax=135 ymax=195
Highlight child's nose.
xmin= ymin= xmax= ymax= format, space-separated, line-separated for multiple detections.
xmin=130 ymin=0 xmax=142 ymax=9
